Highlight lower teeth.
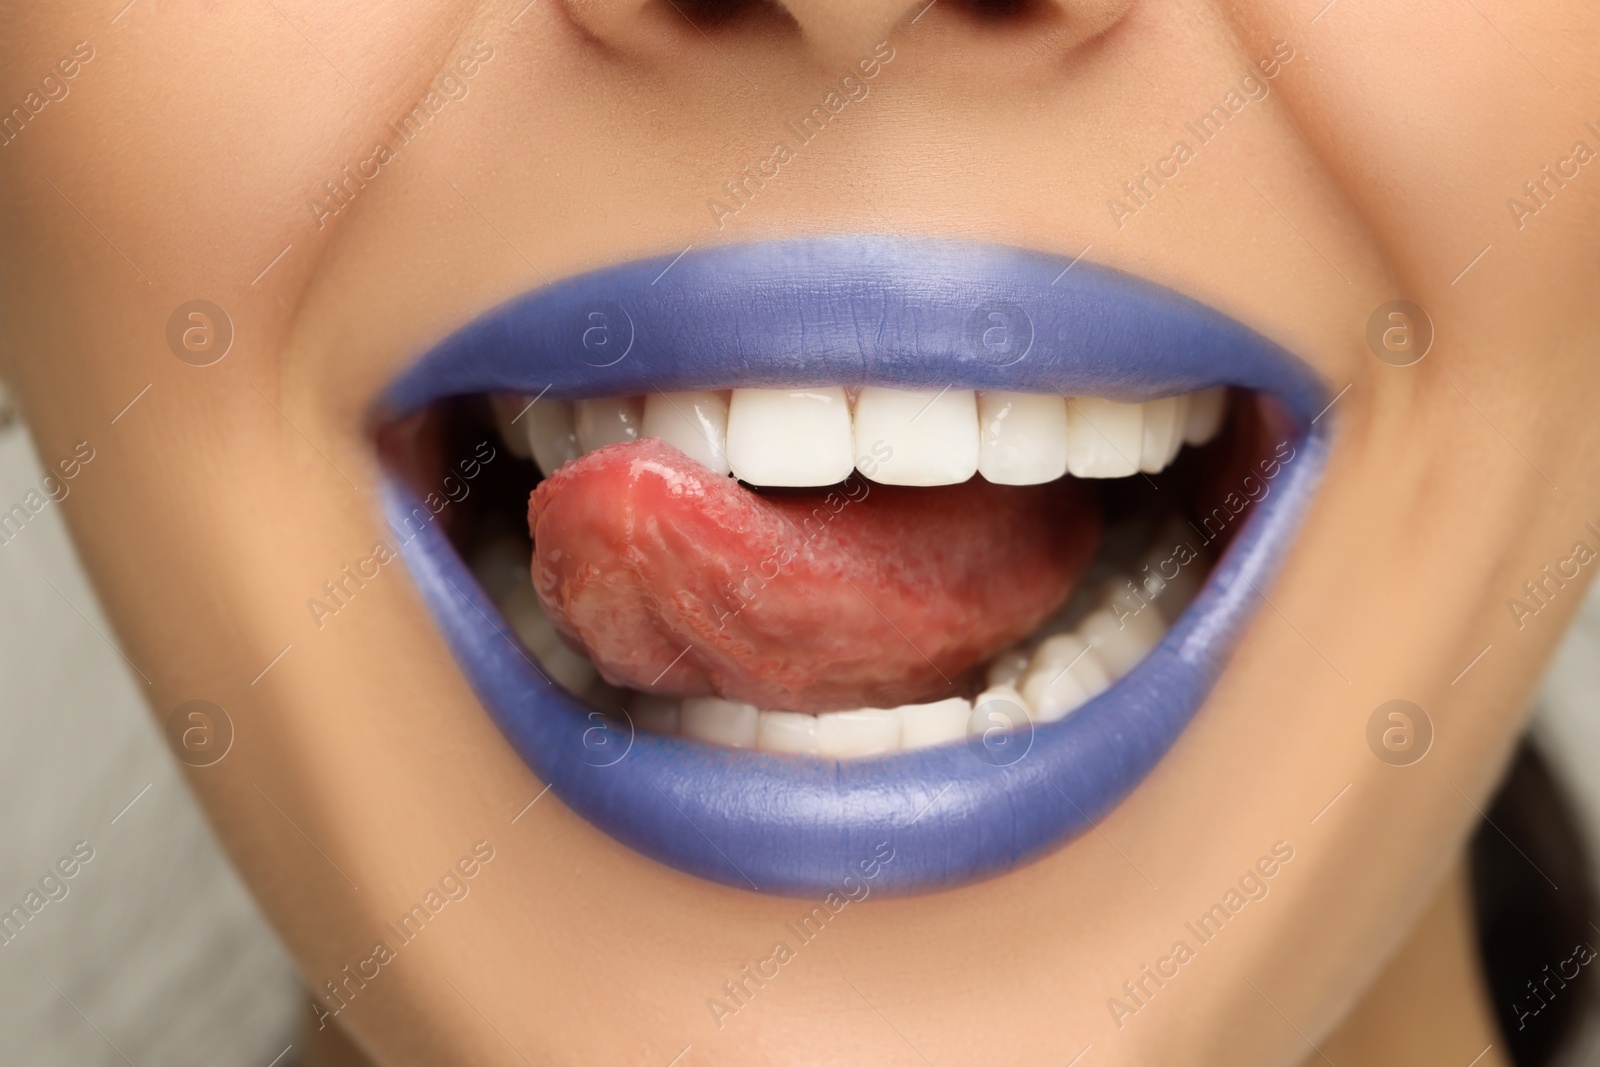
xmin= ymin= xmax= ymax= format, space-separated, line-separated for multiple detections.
xmin=471 ymin=515 xmax=1208 ymax=760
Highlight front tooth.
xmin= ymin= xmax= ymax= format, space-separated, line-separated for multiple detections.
xmin=853 ymin=387 xmax=979 ymax=486
xmin=726 ymin=387 xmax=854 ymax=486
xmin=574 ymin=396 xmax=643 ymax=454
xmin=489 ymin=395 xmax=534 ymax=460
xmin=642 ymin=390 xmax=731 ymax=475
xmin=681 ymin=697 xmax=760 ymax=748
xmin=1137 ymin=396 xmax=1183 ymax=473
xmin=977 ymin=391 xmax=1068 ymax=485
xmin=502 ymin=586 xmax=598 ymax=694
xmin=1162 ymin=394 xmax=1190 ymax=466
xmin=1020 ymin=634 xmax=1111 ymax=722
xmin=629 ymin=693 xmax=681 ymax=736
xmin=816 ymin=708 xmax=901 ymax=758
xmin=1078 ymin=603 xmax=1165 ymax=679
xmin=1064 ymin=397 xmax=1144 ymax=478
xmin=525 ymin=398 xmax=580 ymax=475
xmin=1182 ymin=387 xmax=1228 ymax=445
xmin=896 ymin=696 xmax=973 ymax=751
xmin=757 ymin=711 xmax=820 ymax=754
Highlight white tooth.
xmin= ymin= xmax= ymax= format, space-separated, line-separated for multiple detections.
xmin=681 ymin=697 xmax=760 ymax=748
xmin=525 ymin=398 xmax=580 ymax=475
xmin=642 ymin=390 xmax=731 ymax=475
xmin=1064 ymin=397 xmax=1144 ymax=478
xmin=986 ymin=648 xmax=1031 ymax=689
xmin=852 ymin=386 xmax=979 ymax=486
xmin=502 ymin=586 xmax=600 ymax=694
xmin=629 ymin=693 xmax=681 ymax=736
xmin=470 ymin=536 xmax=532 ymax=606
xmin=1162 ymin=394 xmax=1190 ymax=466
xmin=896 ymin=696 xmax=974 ymax=751
xmin=816 ymin=708 xmax=901 ymax=759
xmin=1182 ymin=387 xmax=1228 ymax=445
xmin=1019 ymin=671 xmax=1087 ymax=724
xmin=726 ymin=387 xmax=854 ymax=487
xmin=489 ymin=395 xmax=534 ymax=460
xmin=501 ymin=585 xmax=553 ymax=653
xmin=540 ymin=645 xmax=598 ymax=695
xmin=757 ymin=711 xmax=820 ymax=754
xmin=1077 ymin=603 xmax=1165 ymax=680
xmin=967 ymin=686 xmax=1033 ymax=744
xmin=1021 ymin=634 xmax=1111 ymax=722
xmin=972 ymin=685 xmax=1032 ymax=732
xmin=1137 ymin=396 xmax=1184 ymax=473
xmin=574 ymin=396 xmax=644 ymax=454
xmin=977 ymin=391 xmax=1068 ymax=485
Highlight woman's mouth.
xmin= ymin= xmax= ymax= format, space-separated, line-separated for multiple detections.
xmin=375 ymin=237 xmax=1330 ymax=896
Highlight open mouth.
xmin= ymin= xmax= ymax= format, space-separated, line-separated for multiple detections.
xmin=375 ymin=237 xmax=1329 ymax=896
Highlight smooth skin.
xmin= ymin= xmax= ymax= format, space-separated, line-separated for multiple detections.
xmin=2 ymin=0 xmax=1597 ymax=1063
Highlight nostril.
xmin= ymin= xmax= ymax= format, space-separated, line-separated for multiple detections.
xmin=953 ymin=0 xmax=1053 ymax=25
xmin=653 ymin=0 xmax=799 ymax=33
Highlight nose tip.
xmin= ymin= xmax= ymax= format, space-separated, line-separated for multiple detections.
xmin=778 ymin=0 xmax=920 ymax=61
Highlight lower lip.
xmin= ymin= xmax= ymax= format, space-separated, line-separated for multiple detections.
xmin=380 ymin=237 xmax=1330 ymax=896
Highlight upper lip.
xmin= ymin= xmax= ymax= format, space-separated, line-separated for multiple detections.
xmin=378 ymin=235 xmax=1331 ymax=896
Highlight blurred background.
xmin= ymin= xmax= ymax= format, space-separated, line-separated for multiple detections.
xmin=2 ymin=390 xmax=1599 ymax=1064
xmin=0 ymin=396 xmax=301 ymax=1064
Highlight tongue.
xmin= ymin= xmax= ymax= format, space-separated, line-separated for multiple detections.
xmin=527 ymin=438 xmax=1099 ymax=712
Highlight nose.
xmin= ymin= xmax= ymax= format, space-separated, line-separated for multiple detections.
xmin=565 ymin=0 xmax=1134 ymax=70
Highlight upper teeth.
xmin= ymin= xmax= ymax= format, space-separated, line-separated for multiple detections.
xmin=512 ymin=385 xmax=1228 ymax=486
xmin=642 ymin=390 xmax=732 ymax=475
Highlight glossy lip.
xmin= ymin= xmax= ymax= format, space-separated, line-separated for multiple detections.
xmin=377 ymin=236 xmax=1331 ymax=896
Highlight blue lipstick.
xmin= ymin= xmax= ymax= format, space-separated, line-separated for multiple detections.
xmin=379 ymin=236 xmax=1329 ymax=896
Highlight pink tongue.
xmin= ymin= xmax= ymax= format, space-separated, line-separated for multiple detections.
xmin=527 ymin=438 xmax=1099 ymax=712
